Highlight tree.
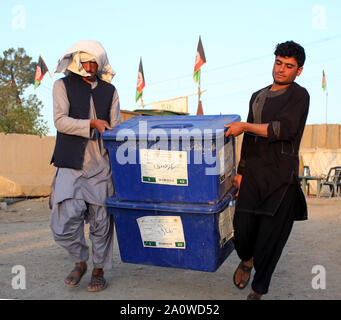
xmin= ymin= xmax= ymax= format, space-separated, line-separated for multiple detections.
xmin=0 ymin=48 xmax=49 ymax=135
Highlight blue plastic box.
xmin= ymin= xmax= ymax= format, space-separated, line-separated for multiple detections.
xmin=102 ymin=115 xmax=240 ymax=204
xmin=106 ymin=190 xmax=236 ymax=272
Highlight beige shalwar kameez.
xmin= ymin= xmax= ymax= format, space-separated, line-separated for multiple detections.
xmin=50 ymin=78 xmax=120 ymax=269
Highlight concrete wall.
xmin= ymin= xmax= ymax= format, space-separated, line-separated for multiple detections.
xmin=0 ymin=123 xmax=340 ymax=197
xmin=300 ymin=124 xmax=341 ymax=149
xmin=120 ymin=110 xmax=143 ymax=122
xmin=0 ymin=133 xmax=56 ymax=197
xmin=299 ymin=124 xmax=341 ymax=175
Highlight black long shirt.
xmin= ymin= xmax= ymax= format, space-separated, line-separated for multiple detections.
xmin=236 ymin=82 xmax=310 ymax=221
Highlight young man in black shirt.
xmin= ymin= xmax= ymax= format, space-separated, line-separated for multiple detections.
xmin=225 ymin=41 xmax=309 ymax=300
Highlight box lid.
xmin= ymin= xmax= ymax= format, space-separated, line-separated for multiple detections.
xmin=106 ymin=187 xmax=237 ymax=215
xmin=102 ymin=114 xmax=241 ymax=141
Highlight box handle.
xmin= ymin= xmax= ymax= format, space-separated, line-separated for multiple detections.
xmin=151 ymin=123 xmax=193 ymax=129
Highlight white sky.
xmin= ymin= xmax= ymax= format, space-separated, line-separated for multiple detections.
xmin=1 ymin=0 xmax=340 ymax=135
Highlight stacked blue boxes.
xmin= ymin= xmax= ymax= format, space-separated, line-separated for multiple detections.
xmin=103 ymin=114 xmax=240 ymax=272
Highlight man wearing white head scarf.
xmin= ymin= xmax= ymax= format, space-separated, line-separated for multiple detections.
xmin=49 ymin=40 xmax=120 ymax=292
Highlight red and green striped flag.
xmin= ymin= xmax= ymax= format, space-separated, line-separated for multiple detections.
xmin=193 ymin=36 xmax=206 ymax=83
xmin=34 ymin=56 xmax=49 ymax=89
xmin=136 ymin=58 xmax=145 ymax=103
xmin=322 ymin=70 xmax=326 ymax=91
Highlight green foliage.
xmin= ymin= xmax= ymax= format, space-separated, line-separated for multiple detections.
xmin=0 ymin=48 xmax=49 ymax=135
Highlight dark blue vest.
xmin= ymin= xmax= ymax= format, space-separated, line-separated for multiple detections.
xmin=51 ymin=73 xmax=116 ymax=169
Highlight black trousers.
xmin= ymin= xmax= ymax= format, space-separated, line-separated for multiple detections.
xmin=233 ymin=184 xmax=297 ymax=295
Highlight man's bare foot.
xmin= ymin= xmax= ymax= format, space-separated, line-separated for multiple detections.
xmin=65 ymin=262 xmax=87 ymax=288
xmin=233 ymin=258 xmax=253 ymax=289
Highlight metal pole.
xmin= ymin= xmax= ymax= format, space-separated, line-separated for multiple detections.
xmin=326 ymin=91 xmax=328 ymax=124
xmin=198 ymin=78 xmax=201 ymax=104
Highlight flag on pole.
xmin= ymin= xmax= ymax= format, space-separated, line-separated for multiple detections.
xmin=322 ymin=70 xmax=327 ymax=91
xmin=193 ymin=36 xmax=206 ymax=83
xmin=34 ymin=56 xmax=49 ymax=89
xmin=136 ymin=58 xmax=145 ymax=103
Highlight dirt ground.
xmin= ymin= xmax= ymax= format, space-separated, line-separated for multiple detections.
xmin=0 ymin=196 xmax=340 ymax=301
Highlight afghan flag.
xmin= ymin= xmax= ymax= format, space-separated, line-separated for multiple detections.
xmin=322 ymin=70 xmax=327 ymax=91
xmin=34 ymin=56 xmax=49 ymax=89
xmin=193 ymin=36 xmax=206 ymax=83
xmin=136 ymin=58 xmax=145 ymax=102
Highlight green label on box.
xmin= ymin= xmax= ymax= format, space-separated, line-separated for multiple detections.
xmin=175 ymin=242 xmax=185 ymax=248
xmin=177 ymin=179 xmax=187 ymax=185
xmin=143 ymin=176 xmax=156 ymax=183
xmin=144 ymin=241 xmax=156 ymax=247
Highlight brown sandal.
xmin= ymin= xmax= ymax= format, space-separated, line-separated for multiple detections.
xmin=87 ymin=274 xmax=107 ymax=292
xmin=233 ymin=261 xmax=253 ymax=289
xmin=246 ymin=292 xmax=262 ymax=300
xmin=65 ymin=265 xmax=87 ymax=288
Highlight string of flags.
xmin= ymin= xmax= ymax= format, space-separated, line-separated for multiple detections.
xmin=135 ymin=36 xmax=206 ymax=114
xmin=34 ymin=37 xmax=207 ymax=114
xmin=34 ymin=39 xmax=328 ymax=116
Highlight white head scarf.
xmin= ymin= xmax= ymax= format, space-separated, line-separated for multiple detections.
xmin=52 ymin=40 xmax=115 ymax=83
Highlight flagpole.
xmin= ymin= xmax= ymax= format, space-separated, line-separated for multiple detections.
xmin=325 ymin=90 xmax=328 ymax=124
xmin=194 ymin=35 xmax=206 ymax=115
xmin=322 ymin=70 xmax=327 ymax=124
xmin=140 ymin=56 xmax=143 ymax=108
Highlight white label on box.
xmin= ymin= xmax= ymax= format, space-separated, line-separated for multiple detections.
xmin=139 ymin=149 xmax=188 ymax=186
xmin=137 ymin=216 xmax=186 ymax=249
xmin=218 ymin=204 xmax=234 ymax=247
xmin=218 ymin=141 xmax=233 ymax=184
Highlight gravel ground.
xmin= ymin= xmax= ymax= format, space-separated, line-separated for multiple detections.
xmin=0 ymin=196 xmax=340 ymax=301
